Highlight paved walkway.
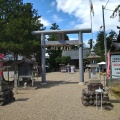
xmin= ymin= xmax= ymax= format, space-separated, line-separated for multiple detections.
xmin=0 ymin=70 xmax=120 ymax=120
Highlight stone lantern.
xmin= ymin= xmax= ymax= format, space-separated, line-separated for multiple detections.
xmin=87 ymin=48 xmax=100 ymax=82
xmin=81 ymin=49 xmax=110 ymax=107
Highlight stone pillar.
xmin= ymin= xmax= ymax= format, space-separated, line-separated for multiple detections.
xmin=78 ymin=31 xmax=84 ymax=84
xmin=41 ymin=33 xmax=46 ymax=84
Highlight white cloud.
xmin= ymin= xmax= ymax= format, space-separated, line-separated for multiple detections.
xmin=47 ymin=10 xmax=53 ymax=13
xmin=52 ymin=14 xmax=63 ymax=23
xmin=69 ymin=37 xmax=77 ymax=40
xmin=56 ymin=0 xmax=82 ymax=15
xmin=40 ymin=17 xmax=51 ymax=27
xmin=66 ymin=21 xmax=76 ymax=28
xmin=50 ymin=1 xmax=56 ymax=7
xmin=69 ymin=21 xmax=76 ymax=26
xmin=56 ymin=0 xmax=120 ymax=34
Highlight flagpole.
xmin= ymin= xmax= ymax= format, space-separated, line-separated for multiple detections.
xmin=89 ymin=0 xmax=94 ymax=49
xmin=90 ymin=9 xmax=93 ymax=49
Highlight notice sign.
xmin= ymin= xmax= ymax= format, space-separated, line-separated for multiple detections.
xmin=111 ymin=55 xmax=120 ymax=78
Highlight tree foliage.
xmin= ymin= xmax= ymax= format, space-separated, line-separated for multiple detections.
xmin=0 ymin=0 xmax=43 ymax=61
xmin=110 ymin=4 xmax=120 ymax=22
xmin=55 ymin=56 xmax=71 ymax=65
xmin=94 ymin=30 xmax=117 ymax=61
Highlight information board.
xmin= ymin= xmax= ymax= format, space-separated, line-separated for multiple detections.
xmin=111 ymin=55 xmax=120 ymax=78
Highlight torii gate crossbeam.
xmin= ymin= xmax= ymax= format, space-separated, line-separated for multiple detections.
xmin=32 ymin=28 xmax=91 ymax=84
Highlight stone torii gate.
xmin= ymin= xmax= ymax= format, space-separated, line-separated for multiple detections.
xmin=32 ymin=28 xmax=91 ymax=84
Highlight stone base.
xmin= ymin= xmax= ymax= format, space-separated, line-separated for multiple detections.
xmin=0 ymin=89 xmax=15 ymax=106
xmin=78 ymin=82 xmax=84 ymax=85
xmin=89 ymin=79 xmax=101 ymax=84
xmin=0 ymin=80 xmax=9 ymax=91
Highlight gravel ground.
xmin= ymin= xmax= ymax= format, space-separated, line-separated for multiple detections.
xmin=0 ymin=70 xmax=120 ymax=120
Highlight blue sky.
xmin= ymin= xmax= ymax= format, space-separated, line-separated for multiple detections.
xmin=23 ymin=0 xmax=120 ymax=47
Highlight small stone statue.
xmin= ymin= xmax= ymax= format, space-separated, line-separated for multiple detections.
xmin=23 ymin=82 xmax=27 ymax=88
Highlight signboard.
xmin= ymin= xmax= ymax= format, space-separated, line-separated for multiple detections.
xmin=111 ymin=55 xmax=120 ymax=78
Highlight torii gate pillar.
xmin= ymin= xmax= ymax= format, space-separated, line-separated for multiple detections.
xmin=78 ymin=31 xmax=84 ymax=84
xmin=41 ymin=33 xmax=46 ymax=84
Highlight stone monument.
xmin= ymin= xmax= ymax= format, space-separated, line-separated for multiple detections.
xmin=81 ymin=49 xmax=110 ymax=107
xmin=0 ymin=54 xmax=15 ymax=105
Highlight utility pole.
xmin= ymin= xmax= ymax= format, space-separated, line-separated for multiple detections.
xmin=102 ymin=5 xmax=107 ymax=74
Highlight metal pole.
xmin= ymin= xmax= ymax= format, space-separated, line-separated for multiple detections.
xmin=41 ymin=33 xmax=46 ymax=84
xmin=78 ymin=31 xmax=84 ymax=83
xmin=102 ymin=5 xmax=107 ymax=79
xmin=7 ymin=67 xmax=9 ymax=81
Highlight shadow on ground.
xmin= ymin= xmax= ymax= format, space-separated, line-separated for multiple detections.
xmin=16 ymin=98 xmax=29 ymax=101
xmin=109 ymin=99 xmax=120 ymax=103
xmin=5 ymin=79 xmax=79 ymax=90
xmin=36 ymin=80 xmax=79 ymax=89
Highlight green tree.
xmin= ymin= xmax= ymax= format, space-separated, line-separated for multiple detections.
xmin=50 ymin=23 xmax=59 ymax=30
xmin=61 ymin=56 xmax=71 ymax=64
xmin=94 ymin=31 xmax=105 ymax=61
xmin=55 ymin=56 xmax=71 ymax=65
xmin=106 ymin=30 xmax=117 ymax=48
xmin=94 ymin=30 xmax=117 ymax=61
xmin=110 ymin=4 xmax=120 ymax=45
xmin=110 ymin=4 xmax=120 ymax=22
xmin=0 ymin=0 xmax=43 ymax=61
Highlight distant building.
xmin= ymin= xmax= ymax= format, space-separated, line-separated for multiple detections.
xmin=62 ymin=48 xmax=90 ymax=67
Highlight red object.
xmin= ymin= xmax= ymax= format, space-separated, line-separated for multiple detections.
xmin=0 ymin=54 xmax=4 ymax=78
xmin=107 ymin=52 xmax=110 ymax=78
xmin=38 ymin=66 xmax=41 ymax=73
xmin=0 ymin=54 xmax=4 ymax=59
